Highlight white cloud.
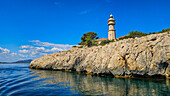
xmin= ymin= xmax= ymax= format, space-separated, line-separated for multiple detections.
xmin=11 ymin=52 xmax=17 ymax=56
xmin=18 ymin=45 xmax=65 ymax=59
xmin=18 ymin=49 xmax=29 ymax=54
xmin=44 ymin=47 xmax=64 ymax=52
xmin=20 ymin=45 xmax=34 ymax=49
xmin=30 ymin=40 xmax=40 ymax=42
xmin=29 ymin=40 xmax=73 ymax=50
xmin=0 ymin=40 xmax=73 ymax=62
xmin=51 ymin=47 xmax=63 ymax=51
xmin=18 ymin=54 xmax=27 ymax=58
xmin=36 ymin=47 xmax=45 ymax=51
xmin=0 ymin=47 xmax=28 ymax=62
xmin=0 ymin=47 xmax=10 ymax=54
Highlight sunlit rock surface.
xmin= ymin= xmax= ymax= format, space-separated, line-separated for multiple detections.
xmin=29 ymin=32 xmax=170 ymax=78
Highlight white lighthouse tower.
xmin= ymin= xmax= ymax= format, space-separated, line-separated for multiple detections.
xmin=108 ymin=14 xmax=116 ymax=41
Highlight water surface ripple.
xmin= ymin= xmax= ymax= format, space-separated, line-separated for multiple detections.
xmin=0 ymin=64 xmax=169 ymax=96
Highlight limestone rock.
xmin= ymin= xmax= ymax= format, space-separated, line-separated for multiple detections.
xmin=29 ymin=32 xmax=170 ymax=79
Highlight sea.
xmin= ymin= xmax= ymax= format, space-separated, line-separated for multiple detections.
xmin=0 ymin=63 xmax=170 ymax=96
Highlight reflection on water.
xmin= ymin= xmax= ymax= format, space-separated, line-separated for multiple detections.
xmin=0 ymin=64 xmax=170 ymax=96
xmin=31 ymin=69 xmax=170 ymax=96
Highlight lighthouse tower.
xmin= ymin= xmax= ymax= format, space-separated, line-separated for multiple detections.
xmin=108 ymin=14 xmax=116 ymax=40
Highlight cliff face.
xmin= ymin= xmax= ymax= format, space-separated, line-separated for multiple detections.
xmin=29 ymin=32 xmax=170 ymax=78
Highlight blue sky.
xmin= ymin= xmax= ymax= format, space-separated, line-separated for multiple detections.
xmin=0 ymin=0 xmax=170 ymax=61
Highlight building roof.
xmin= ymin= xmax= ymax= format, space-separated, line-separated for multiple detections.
xmin=97 ymin=38 xmax=108 ymax=41
xmin=117 ymin=35 xmax=129 ymax=40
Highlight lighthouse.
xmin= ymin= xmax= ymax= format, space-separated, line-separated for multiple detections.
xmin=108 ymin=14 xmax=116 ymax=41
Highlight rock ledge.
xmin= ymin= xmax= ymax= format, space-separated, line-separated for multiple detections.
xmin=29 ymin=32 xmax=170 ymax=79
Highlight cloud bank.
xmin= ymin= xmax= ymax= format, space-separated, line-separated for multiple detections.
xmin=0 ymin=47 xmax=26 ymax=62
xmin=30 ymin=40 xmax=72 ymax=50
xmin=0 ymin=40 xmax=73 ymax=62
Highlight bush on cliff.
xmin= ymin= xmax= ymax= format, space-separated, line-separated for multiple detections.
xmin=129 ymin=31 xmax=148 ymax=38
xmin=162 ymin=28 xmax=170 ymax=32
xmin=149 ymin=28 xmax=170 ymax=35
xmin=118 ymin=31 xmax=147 ymax=40
xmin=99 ymin=40 xmax=110 ymax=46
xmin=99 ymin=39 xmax=114 ymax=46
xmin=78 ymin=32 xmax=99 ymax=47
xmin=119 ymin=28 xmax=169 ymax=41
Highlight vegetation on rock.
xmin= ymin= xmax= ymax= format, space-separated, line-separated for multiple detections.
xmin=119 ymin=28 xmax=170 ymax=40
xmin=99 ymin=39 xmax=114 ymax=46
xmin=78 ymin=28 xmax=170 ymax=47
xmin=78 ymin=32 xmax=99 ymax=47
xmin=149 ymin=28 xmax=170 ymax=35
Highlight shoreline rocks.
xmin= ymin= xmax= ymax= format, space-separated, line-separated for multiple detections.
xmin=29 ymin=32 xmax=170 ymax=79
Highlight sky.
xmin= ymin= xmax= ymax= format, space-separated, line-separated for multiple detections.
xmin=0 ymin=0 xmax=170 ymax=62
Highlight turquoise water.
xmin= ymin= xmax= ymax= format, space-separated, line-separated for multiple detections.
xmin=0 ymin=63 xmax=170 ymax=96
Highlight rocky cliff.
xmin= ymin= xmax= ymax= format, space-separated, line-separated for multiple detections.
xmin=29 ymin=32 xmax=170 ymax=79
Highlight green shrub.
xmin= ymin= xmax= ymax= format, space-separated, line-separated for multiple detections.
xmin=78 ymin=46 xmax=83 ymax=48
xmin=99 ymin=40 xmax=112 ymax=46
xmin=148 ymin=28 xmax=170 ymax=35
xmin=78 ymin=32 xmax=98 ymax=47
xmin=118 ymin=31 xmax=148 ymax=41
xmin=85 ymin=38 xmax=92 ymax=47
xmin=72 ymin=46 xmax=77 ymax=47
xmin=129 ymin=31 xmax=148 ymax=38
xmin=110 ymin=39 xmax=115 ymax=42
xmin=162 ymin=28 xmax=170 ymax=32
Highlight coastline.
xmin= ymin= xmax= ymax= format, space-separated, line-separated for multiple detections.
xmin=29 ymin=32 xmax=170 ymax=79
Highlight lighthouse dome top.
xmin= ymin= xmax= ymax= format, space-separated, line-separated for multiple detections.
xmin=108 ymin=14 xmax=115 ymax=22
xmin=110 ymin=14 xmax=113 ymax=18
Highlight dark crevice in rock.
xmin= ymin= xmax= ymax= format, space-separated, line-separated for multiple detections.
xmin=94 ymin=72 xmax=114 ymax=77
xmin=150 ymin=37 xmax=157 ymax=41
xmin=31 ymin=66 xmax=168 ymax=79
xmin=122 ymin=54 xmax=130 ymax=75
xmin=135 ymin=51 xmax=144 ymax=61
xmin=159 ymin=61 xmax=169 ymax=74
xmin=151 ymin=50 xmax=154 ymax=57
xmin=131 ymin=74 xmax=166 ymax=79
